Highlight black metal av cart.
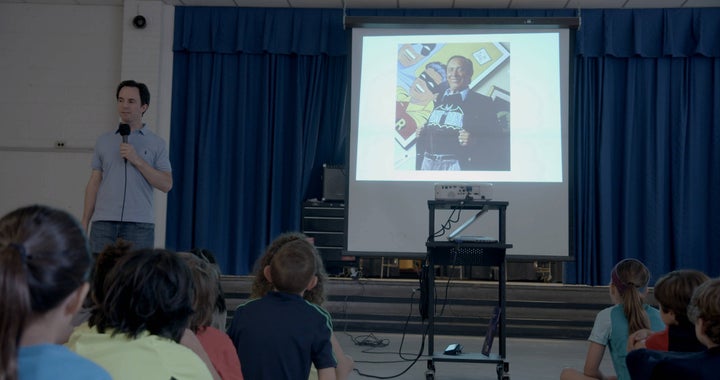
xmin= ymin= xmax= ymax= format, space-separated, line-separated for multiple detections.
xmin=425 ymin=200 xmax=512 ymax=380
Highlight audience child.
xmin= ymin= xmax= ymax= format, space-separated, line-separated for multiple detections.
xmin=179 ymin=251 xmax=244 ymax=380
xmin=228 ymin=237 xmax=337 ymax=380
xmin=626 ymin=278 xmax=720 ymax=380
xmin=0 ymin=205 xmax=110 ymax=380
xmin=75 ymin=239 xmax=133 ymax=326
xmin=74 ymin=241 xmax=221 ymax=379
xmin=190 ymin=247 xmax=229 ymax=331
xmin=627 ymin=269 xmax=708 ymax=352
xmin=560 ymin=258 xmax=664 ymax=380
xmin=66 ymin=248 xmax=213 ymax=379
xmin=250 ymin=232 xmax=354 ymax=380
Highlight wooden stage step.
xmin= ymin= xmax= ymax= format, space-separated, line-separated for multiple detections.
xmin=220 ymin=276 xmax=626 ymax=340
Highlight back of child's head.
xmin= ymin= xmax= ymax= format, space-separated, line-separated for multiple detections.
xmin=190 ymin=248 xmax=227 ymax=315
xmin=611 ymin=258 xmax=651 ymax=333
xmin=252 ymin=232 xmax=327 ymax=305
xmin=94 ymin=248 xmax=195 ymax=343
xmin=688 ymin=278 xmax=720 ymax=346
xmin=0 ymin=205 xmax=91 ymax=380
xmin=178 ymin=251 xmax=220 ymax=332
xmin=190 ymin=247 xmax=218 ymax=265
xmin=88 ymin=240 xmax=132 ymax=309
xmin=654 ymin=269 xmax=709 ymax=327
xmin=268 ymin=239 xmax=317 ymax=295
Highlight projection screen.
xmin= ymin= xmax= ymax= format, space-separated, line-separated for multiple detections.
xmin=346 ymin=18 xmax=578 ymax=259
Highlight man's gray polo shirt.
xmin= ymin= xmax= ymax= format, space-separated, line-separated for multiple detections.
xmin=91 ymin=125 xmax=171 ymax=224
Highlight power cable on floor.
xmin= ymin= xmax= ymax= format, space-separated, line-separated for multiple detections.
xmin=350 ymin=288 xmax=430 ymax=379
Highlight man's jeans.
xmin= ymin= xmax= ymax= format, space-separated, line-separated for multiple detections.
xmin=89 ymin=221 xmax=154 ymax=254
xmin=421 ymin=153 xmax=462 ymax=171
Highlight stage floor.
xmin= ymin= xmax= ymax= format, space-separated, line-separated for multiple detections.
xmin=337 ymin=332 xmax=613 ymax=380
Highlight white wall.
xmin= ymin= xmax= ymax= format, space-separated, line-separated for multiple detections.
xmin=0 ymin=0 xmax=175 ymax=247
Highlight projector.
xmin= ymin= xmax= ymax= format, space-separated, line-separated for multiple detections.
xmin=434 ymin=183 xmax=493 ymax=201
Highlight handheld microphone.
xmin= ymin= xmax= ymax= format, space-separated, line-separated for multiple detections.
xmin=118 ymin=123 xmax=131 ymax=143
xmin=118 ymin=124 xmax=131 ymax=162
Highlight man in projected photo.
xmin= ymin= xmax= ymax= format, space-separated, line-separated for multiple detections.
xmin=416 ymin=55 xmax=509 ymax=171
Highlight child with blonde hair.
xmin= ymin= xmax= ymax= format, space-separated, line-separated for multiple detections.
xmin=560 ymin=258 xmax=664 ymax=380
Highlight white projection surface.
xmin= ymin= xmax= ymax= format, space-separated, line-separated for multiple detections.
xmin=347 ymin=25 xmax=572 ymax=259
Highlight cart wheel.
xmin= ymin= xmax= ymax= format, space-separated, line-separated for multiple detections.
xmin=425 ymin=370 xmax=435 ymax=380
xmin=426 ymin=360 xmax=435 ymax=371
xmin=496 ymin=363 xmax=510 ymax=380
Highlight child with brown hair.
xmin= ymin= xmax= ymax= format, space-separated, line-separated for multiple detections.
xmin=627 ymin=277 xmax=720 ymax=379
xmin=178 ymin=251 xmax=243 ymax=380
xmin=560 ymin=258 xmax=664 ymax=380
xmin=67 ymin=248 xmax=214 ymax=379
xmin=627 ymin=269 xmax=708 ymax=352
xmin=250 ymin=232 xmax=354 ymax=380
xmin=228 ymin=236 xmax=337 ymax=380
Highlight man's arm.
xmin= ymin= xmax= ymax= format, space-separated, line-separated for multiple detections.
xmin=120 ymin=143 xmax=173 ymax=193
xmin=81 ymin=170 xmax=102 ymax=231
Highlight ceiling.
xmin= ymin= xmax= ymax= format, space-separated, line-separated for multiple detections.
xmin=2 ymin=0 xmax=719 ymax=9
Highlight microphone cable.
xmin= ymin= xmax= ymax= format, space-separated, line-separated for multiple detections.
xmin=120 ymin=159 xmax=128 ymax=224
xmin=115 ymin=160 xmax=128 ymax=241
xmin=117 ymin=127 xmax=130 ymax=239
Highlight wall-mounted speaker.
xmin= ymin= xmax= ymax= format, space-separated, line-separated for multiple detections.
xmin=132 ymin=15 xmax=147 ymax=29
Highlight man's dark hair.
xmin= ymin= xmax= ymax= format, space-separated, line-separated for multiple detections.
xmin=92 ymin=248 xmax=194 ymax=343
xmin=116 ymin=80 xmax=150 ymax=107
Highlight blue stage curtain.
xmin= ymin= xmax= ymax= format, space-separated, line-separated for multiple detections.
xmin=167 ymin=6 xmax=720 ymax=283
xmin=166 ymin=7 xmax=573 ymax=275
xmin=167 ymin=8 xmax=347 ymax=274
xmin=567 ymin=9 xmax=720 ymax=284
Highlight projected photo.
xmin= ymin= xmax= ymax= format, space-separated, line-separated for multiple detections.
xmin=394 ymin=42 xmax=511 ymax=172
xmin=354 ymin=31 xmax=564 ymax=184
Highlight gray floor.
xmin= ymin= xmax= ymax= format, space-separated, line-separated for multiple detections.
xmin=336 ymin=331 xmax=614 ymax=380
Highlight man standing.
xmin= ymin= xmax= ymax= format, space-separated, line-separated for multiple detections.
xmin=82 ymin=80 xmax=172 ymax=253
xmin=416 ymin=55 xmax=509 ymax=171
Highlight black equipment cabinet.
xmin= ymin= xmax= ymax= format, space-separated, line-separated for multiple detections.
xmin=425 ymin=200 xmax=512 ymax=380
xmin=301 ymin=200 xmax=354 ymax=273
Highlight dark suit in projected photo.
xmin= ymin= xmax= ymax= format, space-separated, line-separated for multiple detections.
xmin=416 ymin=55 xmax=510 ymax=171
